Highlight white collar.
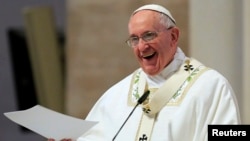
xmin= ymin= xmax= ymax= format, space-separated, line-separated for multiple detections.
xmin=144 ymin=47 xmax=186 ymax=87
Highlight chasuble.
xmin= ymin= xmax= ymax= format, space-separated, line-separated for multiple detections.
xmin=77 ymin=48 xmax=241 ymax=141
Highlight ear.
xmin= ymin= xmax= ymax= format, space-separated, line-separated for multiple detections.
xmin=171 ymin=27 xmax=180 ymax=44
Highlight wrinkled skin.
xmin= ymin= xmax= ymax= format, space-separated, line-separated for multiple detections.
xmin=128 ymin=10 xmax=179 ymax=76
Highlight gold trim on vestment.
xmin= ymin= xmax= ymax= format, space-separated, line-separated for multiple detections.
xmin=128 ymin=58 xmax=209 ymax=141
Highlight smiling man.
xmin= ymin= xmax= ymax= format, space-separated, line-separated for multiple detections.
xmin=127 ymin=7 xmax=178 ymax=76
xmin=48 ymin=4 xmax=240 ymax=141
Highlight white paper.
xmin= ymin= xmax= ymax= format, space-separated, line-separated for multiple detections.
xmin=4 ymin=105 xmax=98 ymax=141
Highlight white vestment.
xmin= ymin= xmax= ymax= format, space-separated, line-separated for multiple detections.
xmin=77 ymin=48 xmax=241 ymax=141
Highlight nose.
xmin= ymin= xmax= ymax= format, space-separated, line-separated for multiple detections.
xmin=137 ymin=39 xmax=149 ymax=51
xmin=137 ymin=42 xmax=150 ymax=52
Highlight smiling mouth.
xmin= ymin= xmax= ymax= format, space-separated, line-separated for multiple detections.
xmin=142 ymin=52 xmax=156 ymax=59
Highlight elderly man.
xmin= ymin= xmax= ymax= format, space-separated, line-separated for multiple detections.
xmin=49 ymin=4 xmax=240 ymax=141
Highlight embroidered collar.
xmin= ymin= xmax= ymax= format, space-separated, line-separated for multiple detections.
xmin=146 ymin=47 xmax=186 ymax=87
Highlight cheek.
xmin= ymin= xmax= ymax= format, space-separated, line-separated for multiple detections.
xmin=157 ymin=43 xmax=172 ymax=62
xmin=132 ymin=48 xmax=137 ymax=55
xmin=133 ymin=48 xmax=140 ymax=59
xmin=157 ymin=42 xmax=171 ymax=55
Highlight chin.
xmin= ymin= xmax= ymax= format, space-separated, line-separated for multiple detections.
xmin=144 ymin=70 xmax=159 ymax=76
xmin=142 ymin=66 xmax=160 ymax=75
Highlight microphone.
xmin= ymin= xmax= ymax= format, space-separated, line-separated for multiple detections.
xmin=112 ymin=90 xmax=150 ymax=141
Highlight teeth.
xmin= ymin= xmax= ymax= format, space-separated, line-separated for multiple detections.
xmin=143 ymin=52 xmax=154 ymax=58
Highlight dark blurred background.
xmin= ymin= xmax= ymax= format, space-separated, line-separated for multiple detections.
xmin=0 ymin=0 xmax=65 ymax=140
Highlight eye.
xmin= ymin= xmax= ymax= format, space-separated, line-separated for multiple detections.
xmin=126 ymin=36 xmax=139 ymax=47
xmin=130 ymin=36 xmax=139 ymax=41
xmin=129 ymin=36 xmax=139 ymax=42
xmin=142 ymin=32 xmax=157 ymax=41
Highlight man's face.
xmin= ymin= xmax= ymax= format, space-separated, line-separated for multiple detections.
xmin=128 ymin=10 xmax=179 ymax=76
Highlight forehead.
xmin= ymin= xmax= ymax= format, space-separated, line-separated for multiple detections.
xmin=128 ymin=10 xmax=161 ymax=33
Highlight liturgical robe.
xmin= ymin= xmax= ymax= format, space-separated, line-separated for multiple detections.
xmin=77 ymin=48 xmax=241 ymax=141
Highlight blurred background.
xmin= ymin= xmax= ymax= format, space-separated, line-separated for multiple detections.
xmin=0 ymin=0 xmax=249 ymax=140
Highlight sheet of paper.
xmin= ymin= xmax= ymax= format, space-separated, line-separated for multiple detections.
xmin=4 ymin=105 xmax=98 ymax=141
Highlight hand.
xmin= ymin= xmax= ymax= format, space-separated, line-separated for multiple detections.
xmin=47 ymin=138 xmax=72 ymax=141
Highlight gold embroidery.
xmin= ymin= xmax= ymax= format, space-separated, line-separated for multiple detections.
xmin=184 ymin=59 xmax=194 ymax=73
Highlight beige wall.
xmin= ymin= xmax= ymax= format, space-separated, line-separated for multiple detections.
xmin=65 ymin=0 xmax=189 ymax=118
xmin=190 ymin=0 xmax=250 ymax=123
xmin=242 ymin=0 xmax=250 ymax=124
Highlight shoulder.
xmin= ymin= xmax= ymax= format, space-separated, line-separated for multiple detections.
xmin=198 ymin=69 xmax=231 ymax=86
xmin=189 ymin=68 xmax=236 ymax=102
xmin=85 ymin=70 xmax=137 ymax=117
xmin=95 ymin=70 xmax=138 ymax=103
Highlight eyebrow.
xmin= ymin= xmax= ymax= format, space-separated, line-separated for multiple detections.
xmin=129 ymin=30 xmax=155 ymax=37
